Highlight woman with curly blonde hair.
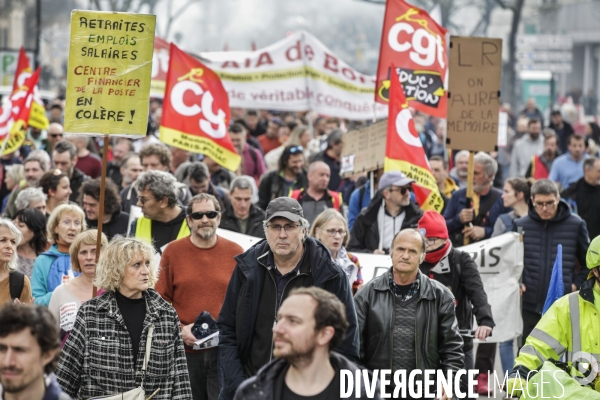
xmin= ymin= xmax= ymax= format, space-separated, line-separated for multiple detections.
xmin=56 ymin=237 xmax=192 ymax=400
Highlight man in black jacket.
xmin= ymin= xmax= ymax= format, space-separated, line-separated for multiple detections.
xmin=234 ymin=287 xmax=376 ymax=400
xmin=217 ymin=197 xmax=359 ymax=400
xmin=561 ymin=157 xmax=600 ymax=240
xmin=257 ymin=145 xmax=307 ymax=210
xmin=220 ymin=176 xmax=266 ymax=238
xmin=417 ymin=210 xmax=494 ymax=370
xmin=513 ymin=179 xmax=590 ymax=342
xmin=354 ymin=228 xmax=464 ymax=398
xmin=348 ymin=171 xmax=422 ymax=254
xmin=80 ymin=178 xmax=130 ymax=239
xmin=52 ymin=140 xmax=89 ymax=203
xmin=548 ymin=110 xmax=574 ymax=154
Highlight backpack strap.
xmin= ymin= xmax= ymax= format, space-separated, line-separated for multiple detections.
xmin=9 ymin=271 xmax=25 ymax=300
xmin=498 ymin=213 xmax=514 ymax=234
xmin=472 ymin=189 xmax=500 ymax=226
xmin=451 ymin=248 xmax=462 ymax=278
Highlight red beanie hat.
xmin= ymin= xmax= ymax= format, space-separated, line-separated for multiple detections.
xmin=417 ymin=210 xmax=448 ymax=239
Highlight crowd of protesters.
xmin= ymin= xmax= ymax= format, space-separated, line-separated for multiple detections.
xmin=2 ymin=96 xmax=600 ymax=400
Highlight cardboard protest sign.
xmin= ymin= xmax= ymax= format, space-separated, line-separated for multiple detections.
xmin=447 ymin=36 xmax=502 ymax=152
xmin=64 ymin=10 xmax=156 ymax=136
xmin=340 ymin=120 xmax=387 ymax=177
xmin=376 ymin=0 xmax=448 ymax=117
xmin=384 ymin=65 xmax=443 ymax=212
xmin=160 ymin=44 xmax=241 ymax=172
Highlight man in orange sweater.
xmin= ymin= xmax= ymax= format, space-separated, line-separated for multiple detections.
xmin=156 ymin=193 xmax=243 ymax=400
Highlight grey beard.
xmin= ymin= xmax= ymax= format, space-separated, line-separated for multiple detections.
xmin=196 ymin=228 xmax=215 ymax=241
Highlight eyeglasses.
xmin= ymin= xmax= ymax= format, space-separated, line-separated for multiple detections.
xmin=533 ymin=201 xmax=557 ymax=210
xmin=321 ymin=228 xmax=346 ymax=237
xmin=137 ymin=196 xmax=154 ymax=205
xmin=189 ymin=211 xmax=220 ymax=220
xmin=267 ymin=223 xmax=301 ymax=233
xmin=289 ymin=146 xmax=303 ymax=154
xmin=388 ymin=185 xmax=411 ymax=195
xmin=425 ymin=237 xmax=445 ymax=246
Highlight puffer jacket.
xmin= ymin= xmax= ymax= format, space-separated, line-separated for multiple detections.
xmin=513 ymin=200 xmax=590 ymax=314
xmin=217 ymin=237 xmax=359 ymax=400
xmin=354 ymin=269 xmax=464 ymax=372
xmin=56 ymin=289 xmax=192 ymax=400
xmin=234 ymin=352 xmax=379 ymax=400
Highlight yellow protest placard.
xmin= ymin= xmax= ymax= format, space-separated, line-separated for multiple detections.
xmin=64 ymin=10 xmax=155 ymax=136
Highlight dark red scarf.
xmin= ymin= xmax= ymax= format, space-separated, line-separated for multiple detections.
xmin=424 ymin=241 xmax=451 ymax=264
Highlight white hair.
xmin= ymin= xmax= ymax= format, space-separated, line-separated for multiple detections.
xmin=0 ymin=218 xmax=22 ymax=272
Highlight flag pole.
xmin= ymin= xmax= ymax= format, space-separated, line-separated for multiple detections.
xmin=463 ymin=151 xmax=475 ymax=245
xmin=93 ymin=134 xmax=109 ymax=298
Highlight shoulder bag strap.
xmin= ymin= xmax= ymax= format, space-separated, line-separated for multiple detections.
xmin=140 ymin=324 xmax=155 ymax=388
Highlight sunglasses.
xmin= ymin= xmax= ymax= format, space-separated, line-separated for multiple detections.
xmin=388 ymin=186 xmax=411 ymax=195
xmin=289 ymin=146 xmax=303 ymax=154
xmin=50 ymin=133 xmax=63 ymax=138
xmin=189 ymin=211 xmax=220 ymax=220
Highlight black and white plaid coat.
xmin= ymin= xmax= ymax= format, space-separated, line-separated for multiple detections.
xmin=56 ymin=288 xmax=192 ymax=400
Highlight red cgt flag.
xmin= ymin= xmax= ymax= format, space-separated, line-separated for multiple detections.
xmin=384 ymin=65 xmax=443 ymax=212
xmin=0 ymin=68 xmax=39 ymax=155
xmin=11 ymin=47 xmax=49 ymax=130
xmin=376 ymin=0 xmax=448 ymax=118
xmin=160 ymin=43 xmax=241 ymax=171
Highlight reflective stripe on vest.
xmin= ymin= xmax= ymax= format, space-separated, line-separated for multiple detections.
xmin=135 ymin=216 xmax=190 ymax=244
xmin=568 ymin=292 xmax=582 ymax=362
xmin=529 ymin=328 xmax=567 ymax=356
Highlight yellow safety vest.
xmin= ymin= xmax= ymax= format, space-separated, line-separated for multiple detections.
xmin=134 ymin=216 xmax=190 ymax=245
xmin=514 ymin=281 xmax=600 ymax=379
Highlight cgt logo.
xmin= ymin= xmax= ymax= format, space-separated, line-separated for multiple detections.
xmin=170 ymin=68 xmax=227 ymax=139
xmin=388 ymin=8 xmax=446 ymax=69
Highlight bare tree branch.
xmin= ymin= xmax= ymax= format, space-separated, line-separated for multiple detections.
xmin=164 ymin=0 xmax=199 ymax=39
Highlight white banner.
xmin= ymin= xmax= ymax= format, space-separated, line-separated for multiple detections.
xmin=200 ymin=31 xmax=388 ymax=121
xmin=216 ymin=229 xmax=523 ymax=343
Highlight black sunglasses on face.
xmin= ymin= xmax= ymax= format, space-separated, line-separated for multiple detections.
xmin=388 ymin=186 xmax=411 ymax=195
xmin=189 ymin=211 xmax=220 ymax=220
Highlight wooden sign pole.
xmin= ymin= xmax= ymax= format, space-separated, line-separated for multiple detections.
xmin=92 ymin=135 xmax=109 ymax=298
xmin=463 ymin=152 xmax=475 ymax=246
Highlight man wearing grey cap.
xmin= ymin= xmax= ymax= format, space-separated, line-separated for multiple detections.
xmin=217 ymin=197 xmax=359 ymax=400
xmin=347 ymin=171 xmax=423 ymax=254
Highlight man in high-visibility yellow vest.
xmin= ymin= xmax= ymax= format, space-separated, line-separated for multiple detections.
xmin=506 ymin=235 xmax=600 ymax=397
xmin=129 ymin=170 xmax=190 ymax=253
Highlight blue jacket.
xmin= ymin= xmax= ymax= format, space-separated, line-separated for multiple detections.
xmin=348 ymin=185 xmax=371 ymax=231
xmin=512 ymin=200 xmax=590 ymax=314
xmin=443 ymin=187 xmax=509 ymax=240
xmin=31 ymin=244 xmax=73 ymax=306
xmin=217 ymin=237 xmax=360 ymax=400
